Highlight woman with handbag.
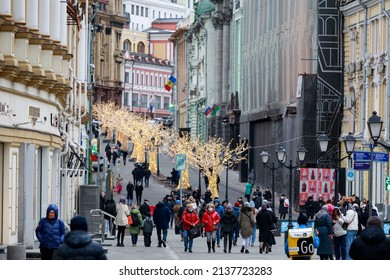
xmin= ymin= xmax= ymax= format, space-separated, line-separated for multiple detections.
xmin=201 ymin=203 xmax=220 ymax=253
xmin=181 ymin=203 xmax=200 ymax=253
xmin=331 ymin=207 xmax=347 ymax=260
xmin=114 ymin=197 xmax=130 ymax=247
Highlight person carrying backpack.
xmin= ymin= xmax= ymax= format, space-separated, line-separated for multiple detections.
xmin=129 ymin=205 xmax=143 ymax=247
xmin=141 ymin=212 xmax=155 ymax=247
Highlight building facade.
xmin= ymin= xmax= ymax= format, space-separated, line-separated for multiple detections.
xmin=91 ymin=0 xmax=128 ymax=106
xmin=341 ymin=0 xmax=390 ymax=210
xmin=0 ymin=0 xmax=89 ymax=247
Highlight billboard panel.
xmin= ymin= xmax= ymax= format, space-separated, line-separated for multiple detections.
xmin=299 ymin=168 xmax=336 ymax=205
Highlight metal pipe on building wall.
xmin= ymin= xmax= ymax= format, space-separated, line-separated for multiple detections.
xmin=382 ymin=0 xmax=390 ymax=140
xmin=358 ymin=0 xmax=368 ymax=138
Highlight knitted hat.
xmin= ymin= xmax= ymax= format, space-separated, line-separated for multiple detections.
xmin=70 ymin=215 xmax=88 ymax=232
xmin=249 ymin=201 xmax=255 ymax=208
xmin=244 ymin=202 xmax=250 ymax=207
xmin=119 ymin=197 xmax=126 ymax=204
xmin=176 ymin=200 xmax=181 ymax=205
xmin=297 ymin=213 xmax=308 ymax=225
xmin=226 ymin=203 xmax=233 ymax=210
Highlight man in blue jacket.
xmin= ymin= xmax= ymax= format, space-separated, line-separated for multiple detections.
xmin=35 ymin=204 xmax=66 ymax=260
xmin=153 ymin=201 xmax=171 ymax=247
xmin=214 ymin=199 xmax=225 ymax=247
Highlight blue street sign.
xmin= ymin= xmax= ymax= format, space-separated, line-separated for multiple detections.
xmin=353 ymin=151 xmax=389 ymax=163
xmin=354 ymin=162 xmax=370 ymax=170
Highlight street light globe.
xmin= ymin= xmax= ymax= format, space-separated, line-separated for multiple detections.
xmin=297 ymin=144 xmax=308 ymax=163
xmin=343 ymin=132 xmax=356 ymax=156
xmin=367 ymin=111 xmax=383 ymax=142
xmin=276 ymin=145 xmax=286 ymax=163
xmin=260 ymin=150 xmax=270 ymax=164
xmin=317 ymin=134 xmax=330 ymax=153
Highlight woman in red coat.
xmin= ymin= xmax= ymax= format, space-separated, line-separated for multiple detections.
xmin=181 ymin=203 xmax=200 ymax=253
xmin=201 ymin=203 xmax=220 ymax=253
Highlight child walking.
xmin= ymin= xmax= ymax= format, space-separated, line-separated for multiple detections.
xmin=141 ymin=212 xmax=155 ymax=247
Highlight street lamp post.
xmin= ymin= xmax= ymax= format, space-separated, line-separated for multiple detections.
xmin=219 ymin=151 xmax=238 ymax=201
xmin=317 ymin=132 xmax=356 ymax=202
xmin=274 ymin=144 xmax=307 ymax=239
xmin=367 ymin=111 xmax=384 ymax=218
xmin=260 ymin=150 xmax=284 ymax=210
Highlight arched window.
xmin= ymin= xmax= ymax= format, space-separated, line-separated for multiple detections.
xmin=123 ymin=39 xmax=131 ymax=51
xmin=137 ymin=42 xmax=145 ymax=53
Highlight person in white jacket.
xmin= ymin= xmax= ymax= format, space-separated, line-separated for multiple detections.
xmin=114 ymin=197 xmax=130 ymax=247
xmin=342 ymin=201 xmax=359 ymax=260
xmin=331 ymin=207 xmax=347 ymax=260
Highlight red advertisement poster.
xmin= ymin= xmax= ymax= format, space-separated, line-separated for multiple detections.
xmin=299 ymin=168 xmax=335 ymax=205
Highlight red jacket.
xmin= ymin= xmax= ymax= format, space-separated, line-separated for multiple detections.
xmin=181 ymin=209 xmax=200 ymax=231
xmin=202 ymin=209 xmax=220 ymax=232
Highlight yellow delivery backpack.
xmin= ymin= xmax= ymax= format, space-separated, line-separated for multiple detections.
xmin=287 ymin=227 xmax=314 ymax=258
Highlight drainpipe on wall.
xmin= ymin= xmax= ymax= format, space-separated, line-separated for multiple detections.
xmin=382 ymin=0 xmax=390 ymax=140
xmin=358 ymin=0 xmax=368 ymax=139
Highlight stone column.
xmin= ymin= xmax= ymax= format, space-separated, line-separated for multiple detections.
xmin=0 ymin=0 xmax=11 ymax=16
xmin=26 ymin=0 xmax=39 ymax=31
xmin=222 ymin=9 xmax=232 ymax=104
xmin=50 ymin=0 xmax=61 ymax=42
xmin=39 ymin=0 xmax=50 ymax=37
xmin=13 ymin=0 xmax=26 ymax=24
xmin=60 ymin=0 xmax=67 ymax=46
xmin=212 ymin=12 xmax=224 ymax=105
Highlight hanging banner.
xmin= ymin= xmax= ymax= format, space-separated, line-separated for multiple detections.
xmin=299 ymin=168 xmax=336 ymax=205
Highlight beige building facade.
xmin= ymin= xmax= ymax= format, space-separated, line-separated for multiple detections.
xmin=341 ymin=0 xmax=390 ymax=208
xmin=0 ymin=0 xmax=89 ymax=248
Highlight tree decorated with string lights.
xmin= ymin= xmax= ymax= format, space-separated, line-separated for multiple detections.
xmin=93 ymin=102 xmax=248 ymax=199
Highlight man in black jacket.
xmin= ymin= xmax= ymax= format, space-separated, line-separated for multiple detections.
xmin=54 ymin=216 xmax=107 ymax=260
xmin=349 ymin=216 xmax=390 ymax=260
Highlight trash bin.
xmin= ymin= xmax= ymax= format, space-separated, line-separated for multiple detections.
xmin=7 ymin=243 xmax=26 ymax=260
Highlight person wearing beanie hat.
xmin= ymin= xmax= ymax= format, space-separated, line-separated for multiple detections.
xmin=284 ymin=213 xmax=319 ymax=260
xmin=244 ymin=201 xmax=250 ymax=207
xmin=220 ymin=203 xmax=239 ymax=253
xmin=54 ymin=215 xmax=107 ymax=260
xmin=114 ymin=197 xmax=130 ymax=247
xmin=232 ymin=202 xmax=241 ymax=246
xmin=349 ymin=216 xmax=390 ymax=259
xmin=213 ymin=199 xmax=225 ymax=248
xmin=173 ymin=199 xmax=183 ymax=235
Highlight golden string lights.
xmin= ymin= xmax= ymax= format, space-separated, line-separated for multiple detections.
xmin=93 ymin=102 xmax=248 ymax=199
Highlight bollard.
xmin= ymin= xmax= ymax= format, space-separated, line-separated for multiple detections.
xmin=7 ymin=243 xmax=26 ymax=260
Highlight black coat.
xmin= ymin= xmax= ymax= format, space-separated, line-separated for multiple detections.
xmin=349 ymin=226 xmax=390 ymax=260
xmin=153 ymin=202 xmax=171 ymax=229
xmin=304 ymin=199 xmax=316 ymax=216
xmin=54 ymin=230 xmax=107 ymax=260
xmin=220 ymin=212 xmax=239 ymax=233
